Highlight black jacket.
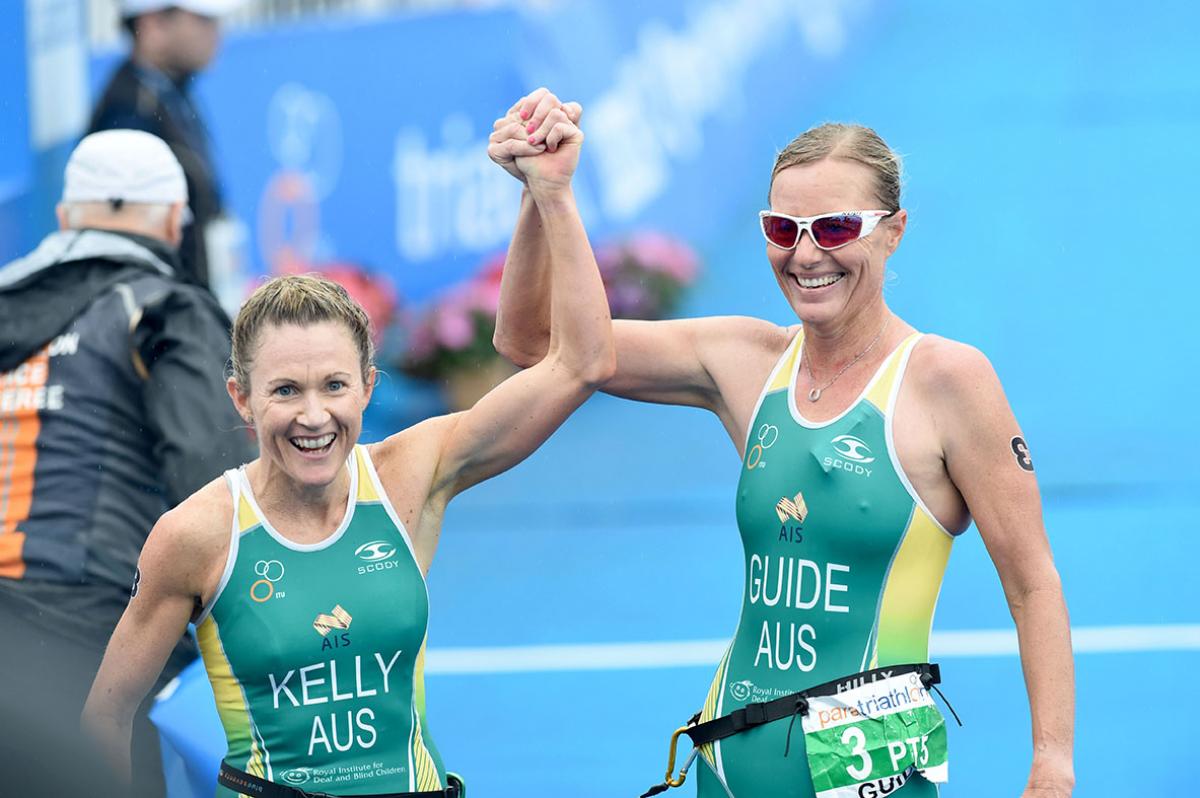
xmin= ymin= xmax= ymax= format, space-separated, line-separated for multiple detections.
xmin=89 ymin=58 xmax=224 ymax=289
xmin=0 ymin=229 xmax=255 ymax=645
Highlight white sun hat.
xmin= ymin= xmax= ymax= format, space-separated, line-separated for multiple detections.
xmin=120 ymin=0 xmax=246 ymax=18
xmin=62 ymin=130 xmax=188 ymax=205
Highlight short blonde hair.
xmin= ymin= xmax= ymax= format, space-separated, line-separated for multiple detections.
xmin=230 ymin=274 xmax=374 ymax=392
xmin=770 ymin=123 xmax=903 ymax=212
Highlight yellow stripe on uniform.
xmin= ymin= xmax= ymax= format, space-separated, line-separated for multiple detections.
xmin=767 ymin=331 xmax=803 ymax=393
xmin=864 ymin=333 xmax=920 ymax=412
xmin=237 ymin=491 xmax=260 ymax=533
xmin=196 ymin=615 xmax=265 ymax=778
xmin=355 ymin=446 xmax=381 ymax=502
xmin=870 ymin=506 xmax=953 ymax=666
xmin=697 ymin=645 xmax=732 ymax=768
xmin=410 ymin=639 xmax=442 ymax=790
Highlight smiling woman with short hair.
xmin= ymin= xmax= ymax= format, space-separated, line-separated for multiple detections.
xmin=83 ymin=103 xmax=614 ymax=798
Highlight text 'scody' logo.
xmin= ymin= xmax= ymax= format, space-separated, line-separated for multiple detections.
xmin=745 ymin=423 xmax=779 ymax=470
xmin=355 ymin=540 xmax=400 ymax=575
xmin=250 ymin=560 xmax=286 ymax=603
xmin=280 ymin=769 xmax=311 ymax=786
xmin=729 ymin=679 xmax=754 ymax=702
xmin=313 ymin=605 xmax=352 ymax=636
xmin=823 ymin=434 xmax=875 ymax=478
xmin=832 ymin=434 xmax=875 ymax=463
xmin=775 ymin=491 xmax=808 ymax=524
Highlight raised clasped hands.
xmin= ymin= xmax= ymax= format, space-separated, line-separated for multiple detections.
xmin=488 ymin=87 xmax=584 ymax=196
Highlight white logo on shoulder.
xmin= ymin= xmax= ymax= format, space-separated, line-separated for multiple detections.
xmin=355 ymin=541 xmax=400 ymax=575
xmin=831 ymin=435 xmax=875 ymax=463
xmin=355 ymin=541 xmax=396 ymax=562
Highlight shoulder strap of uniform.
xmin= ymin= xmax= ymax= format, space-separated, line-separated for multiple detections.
xmin=864 ymin=332 xmax=922 ymax=414
xmin=740 ymin=327 xmax=802 ymax=454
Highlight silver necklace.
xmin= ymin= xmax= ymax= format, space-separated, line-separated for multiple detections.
xmin=801 ymin=318 xmax=890 ymax=402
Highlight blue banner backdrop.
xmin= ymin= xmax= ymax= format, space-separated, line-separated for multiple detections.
xmin=64 ymin=0 xmax=1200 ymax=486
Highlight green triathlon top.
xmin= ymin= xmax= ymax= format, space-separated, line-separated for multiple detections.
xmin=696 ymin=330 xmax=956 ymax=798
xmin=196 ymin=445 xmax=446 ymax=797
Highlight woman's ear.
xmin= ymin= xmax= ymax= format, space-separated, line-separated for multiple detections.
xmin=227 ymin=376 xmax=252 ymax=425
xmin=884 ymin=209 xmax=908 ymax=256
xmin=363 ymin=367 xmax=378 ymax=406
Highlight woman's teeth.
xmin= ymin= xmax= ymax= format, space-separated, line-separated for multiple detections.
xmin=292 ymin=433 xmax=335 ymax=450
xmin=797 ymin=273 xmax=844 ymax=289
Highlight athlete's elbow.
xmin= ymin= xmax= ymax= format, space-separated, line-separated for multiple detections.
xmin=1003 ymin=565 xmax=1065 ymax=616
xmin=579 ymin=346 xmax=617 ymax=389
xmin=550 ymin=342 xmax=617 ymax=389
xmin=492 ymin=328 xmax=545 ymax=369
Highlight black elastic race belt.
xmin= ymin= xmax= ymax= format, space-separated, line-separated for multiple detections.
xmin=641 ymin=662 xmax=946 ymax=797
xmin=686 ymin=662 xmax=940 ymax=749
xmin=218 ymin=763 xmax=462 ymax=798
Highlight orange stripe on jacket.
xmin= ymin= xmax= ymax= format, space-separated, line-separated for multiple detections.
xmin=0 ymin=349 xmax=49 ymax=579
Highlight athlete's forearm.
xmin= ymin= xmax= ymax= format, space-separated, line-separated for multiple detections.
xmin=1009 ymin=577 xmax=1075 ymax=792
xmin=534 ymin=187 xmax=614 ymax=384
xmin=80 ymin=703 xmax=134 ymax=785
xmin=493 ymin=188 xmax=553 ymax=367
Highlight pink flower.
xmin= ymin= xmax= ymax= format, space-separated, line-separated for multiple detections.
xmin=407 ymin=319 xmax=437 ymax=359
xmin=468 ymin=278 xmax=502 ymax=315
xmin=609 ymin=281 xmax=652 ymax=318
xmin=626 ymin=232 xmax=698 ymax=282
xmin=595 ymin=243 xmax=624 ymax=279
xmin=434 ymin=305 xmax=474 ymax=349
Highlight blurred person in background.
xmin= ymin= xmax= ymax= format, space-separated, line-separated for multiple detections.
xmin=491 ymin=90 xmax=1074 ymax=798
xmin=0 ymin=129 xmax=255 ymax=798
xmin=89 ymin=0 xmax=245 ymax=290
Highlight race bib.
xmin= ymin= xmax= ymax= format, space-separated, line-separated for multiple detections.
xmin=801 ymin=670 xmax=948 ymax=797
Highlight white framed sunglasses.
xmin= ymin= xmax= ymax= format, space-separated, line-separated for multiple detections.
xmin=759 ymin=209 xmax=894 ymax=251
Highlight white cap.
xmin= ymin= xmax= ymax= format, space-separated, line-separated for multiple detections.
xmin=120 ymin=0 xmax=245 ymax=18
xmin=62 ymin=130 xmax=188 ymax=206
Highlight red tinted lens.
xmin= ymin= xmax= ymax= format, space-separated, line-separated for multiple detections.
xmin=762 ymin=214 xmax=799 ymax=248
xmin=811 ymin=214 xmax=864 ymax=248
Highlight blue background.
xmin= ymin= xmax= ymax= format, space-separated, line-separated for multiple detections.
xmin=5 ymin=1 xmax=1199 ymax=796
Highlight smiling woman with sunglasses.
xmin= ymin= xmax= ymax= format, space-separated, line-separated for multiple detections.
xmin=490 ymin=91 xmax=1074 ymax=798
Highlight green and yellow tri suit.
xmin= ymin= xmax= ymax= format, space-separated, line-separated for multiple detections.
xmin=697 ymin=331 xmax=956 ymax=798
xmin=196 ymin=445 xmax=446 ymax=797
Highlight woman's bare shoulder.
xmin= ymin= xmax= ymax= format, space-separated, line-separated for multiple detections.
xmin=909 ymin=334 xmax=997 ymax=391
xmin=690 ymin=315 xmax=797 ymax=368
xmin=143 ymin=475 xmax=236 ymax=589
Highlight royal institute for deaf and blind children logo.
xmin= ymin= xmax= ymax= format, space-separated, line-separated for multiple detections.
xmin=729 ymin=679 xmax=754 ymax=702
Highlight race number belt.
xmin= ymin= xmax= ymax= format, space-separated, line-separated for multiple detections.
xmin=218 ymin=763 xmax=464 ymax=798
xmin=643 ymin=662 xmax=955 ymax=798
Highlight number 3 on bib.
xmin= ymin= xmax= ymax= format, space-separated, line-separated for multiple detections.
xmin=841 ymin=726 xmax=872 ymax=780
xmin=801 ymin=671 xmax=950 ymax=797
